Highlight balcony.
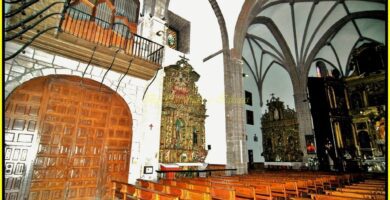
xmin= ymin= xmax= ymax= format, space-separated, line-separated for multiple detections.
xmin=5 ymin=0 xmax=164 ymax=80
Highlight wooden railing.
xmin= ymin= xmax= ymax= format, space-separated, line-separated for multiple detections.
xmin=60 ymin=6 xmax=164 ymax=66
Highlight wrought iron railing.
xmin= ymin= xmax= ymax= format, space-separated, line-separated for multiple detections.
xmin=5 ymin=1 xmax=163 ymax=66
xmin=60 ymin=6 xmax=164 ymax=65
xmin=5 ymin=0 xmax=66 ymax=60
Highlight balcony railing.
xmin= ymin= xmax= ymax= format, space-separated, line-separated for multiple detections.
xmin=60 ymin=6 xmax=164 ymax=66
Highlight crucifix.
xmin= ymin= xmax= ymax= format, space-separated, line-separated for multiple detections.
xmin=179 ymin=54 xmax=189 ymax=62
xmin=178 ymin=54 xmax=189 ymax=67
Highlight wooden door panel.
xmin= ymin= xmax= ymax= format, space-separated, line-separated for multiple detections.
xmin=5 ymin=83 xmax=45 ymax=200
xmin=30 ymin=80 xmax=81 ymax=200
xmin=4 ymin=76 xmax=132 ymax=200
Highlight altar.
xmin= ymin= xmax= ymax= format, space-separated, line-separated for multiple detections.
xmin=159 ymin=58 xmax=208 ymax=164
xmin=159 ymin=163 xmax=207 ymax=179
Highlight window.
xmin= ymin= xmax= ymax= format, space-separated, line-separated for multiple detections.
xmin=245 ymin=91 xmax=252 ymax=106
xmin=167 ymin=27 xmax=178 ymax=50
xmin=246 ymin=110 xmax=254 ymax=125
xmin=167 ymin=11 xmax=190 ymax=53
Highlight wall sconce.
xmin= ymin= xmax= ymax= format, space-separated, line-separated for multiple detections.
xmin=149 ymin=124 xmax=153 ymax=130
xmin=156 ymin=30 xmax=164 ymax=36
xmin=254 ymin=134 xmax=258 ymax=142
xmin=242 ymin=73 xmax=249 ymax=77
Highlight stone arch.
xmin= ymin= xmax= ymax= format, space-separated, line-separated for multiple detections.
xmin=4 ymin=54 xmax=139 ymax=111
xmin=301 ymin=11 xmax=385 ymax=89
xmin=4 ymin=74 xmax=133 ymax=199
xmin=233 ymin=0 xmax=308 ymax=161
xmin=233 ymin=0 xmax=267 ymax=59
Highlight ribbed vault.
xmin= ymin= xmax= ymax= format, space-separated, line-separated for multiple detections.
xmin=242 ymin=0 xmax=385 ymax=106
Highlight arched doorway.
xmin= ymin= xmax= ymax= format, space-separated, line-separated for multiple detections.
xmin=5 ymin=75 xmax=133 ymax=200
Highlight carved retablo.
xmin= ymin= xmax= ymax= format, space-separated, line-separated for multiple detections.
xmin=261 ymin=95 xmax=303 ymax=162
xmin=159 ymin=58 xmax=208 ymax=163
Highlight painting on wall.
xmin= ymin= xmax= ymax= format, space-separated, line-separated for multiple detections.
xmin=305 ymin=135 xmax=316 ymax=154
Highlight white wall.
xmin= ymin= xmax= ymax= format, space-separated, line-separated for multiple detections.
xmin=242 ymin=61 xmax=295 ymax=164
xmin=243 ymin=64 xmax=264 ymax=163
xmin=166 ymin=0 xmax=230 ymax=165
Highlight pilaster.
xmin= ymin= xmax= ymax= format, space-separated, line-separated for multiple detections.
xmin=225 ymin=53 xmax=248 ymax=174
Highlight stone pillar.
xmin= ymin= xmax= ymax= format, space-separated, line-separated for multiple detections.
xmin=225 ymin=53 xmax=248 ymax=174
xmin=293 ymin=91 xmax=314 ymax=162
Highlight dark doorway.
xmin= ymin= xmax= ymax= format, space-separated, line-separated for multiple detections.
xmin=248 ymin=150 xmax=254 ymax=170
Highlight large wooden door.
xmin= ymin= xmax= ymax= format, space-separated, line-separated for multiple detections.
xmin=4 ymin=75 xmax=132 ymax=200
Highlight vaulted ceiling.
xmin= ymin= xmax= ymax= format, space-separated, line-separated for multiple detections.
xmin=242 ymin=0 xmax=385 ymax=105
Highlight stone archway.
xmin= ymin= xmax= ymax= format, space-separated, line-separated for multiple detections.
xmin=4 ymin=75 xmax=133 ymax=200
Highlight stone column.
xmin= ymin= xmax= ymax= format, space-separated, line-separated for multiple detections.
xmin=225 ymin=52 xmax=248 ymax=174
xmin=293 ymin=90 xmax=314 ymax=162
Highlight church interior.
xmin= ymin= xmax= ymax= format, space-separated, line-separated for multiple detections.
xmin=4 ymin=0 xmax=386 ymax=199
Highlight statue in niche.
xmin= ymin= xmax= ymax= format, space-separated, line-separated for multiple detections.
xmin=193 ymin=128 xmax=198 ymax=145
xmin=273 ymin=108 xmax=280 ymax=120
xmin=180 ymin=152 xmax=188 ymax=162
xmin=175 ymin=119 xmax=184 ymax=145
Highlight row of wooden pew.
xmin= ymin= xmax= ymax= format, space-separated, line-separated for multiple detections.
xmin=111 ymin=172 xmax=383 ymax=200
xmin=112 ymin=180 xmax=180 ymax=200
xmin=310 ymin=178 xmax=386 ymax=200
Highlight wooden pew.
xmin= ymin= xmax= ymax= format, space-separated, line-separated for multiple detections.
xmin=165 ymin=185 xmax=186 ymax=199
xmin=155 ymin=179 xmax=213 ymax=200
xmin=336 ymin=188 xmax=386 ymax=195
xmin=285 ymin=181 xmax=299 ymax=197
xmin=184 ymin=189 xmax=212 ymax=200
xmin=253 ymin=184 xmax=272 ymax=200
xmin=210 ymin=187 xmax=235 ymax=200
xmin=211 ymin=182 xmax=230 ymax=188
xmin=345 ymin=185 xmax=385 ymax=191
xmin=270 ymin=183 xmax=287 ymax=199
xmin=188 ymin=179 xmax=211 ymax=186
xmin=232 ymin=185 xmax=256 ymax=200
xmin=112 ymin=181 xmax=137 ymax=200
xmin=325 ymin=191 xmax=385 ymax=200
xmin=328 ymin=176 xmax=341 ymax=189
xmin=297 ymin=180 xmax=309 ymax=197
xmin=152 ymin=182 xmax=166 ymax=192
xmin=352 ymin=183 xmax=385 ymax=187
xmin=311 ymin=194 xmax=366 ymax=200
xmin=158 ymin=193 xmax=180 ymax=200
xmin=191 ymin=183 xmax=211 ymax=193
xmin=136 ymin=187 xmax=159 ymax=199
xmin=306 ymin=179 xmax=317 ymax=194
xmin=140 ymin=181 xmax=185 ymax=199
xmin=113 ymin=180 xmax=180 ymax=200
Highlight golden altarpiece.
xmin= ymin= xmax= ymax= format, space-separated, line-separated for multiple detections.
xmin=159 ymin=59 xmax=208 ymax=163
xmin=261 ymin=95 xmax=303 ymax=162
